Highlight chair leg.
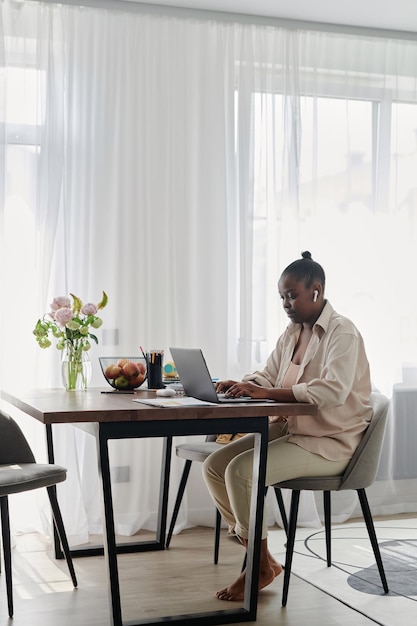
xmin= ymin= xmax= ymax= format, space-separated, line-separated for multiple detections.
xmin=357 ymin=488 xmax=389 ymax=593
xmin=46 ymin=486 xmax=78 ymax=588
xmin=214 ymin=508 xmax=221 ymax=564
xmin=323 ymin=490 xmax=331 ymax=567
xmin=282 ymin=490 xmax=300 ymax=607
xmin=166 ymin=460 xmax=192 ymax=548
xmin=274 ymin=487 xmax=289 ymax=535
xmin=0 ymin=496 xmax=14 ymax=617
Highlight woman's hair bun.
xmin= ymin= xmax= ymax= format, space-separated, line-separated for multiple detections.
xmin=282 ymin=250 xmax=325 ymax=288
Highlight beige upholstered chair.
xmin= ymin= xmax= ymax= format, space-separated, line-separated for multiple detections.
xmin=273 ymin=391 xmax=390 ymax=606
xmin=0 ymin=409 xmax=77 ymax=617
xmin=166 ymin=435 xmax=288 ymax=563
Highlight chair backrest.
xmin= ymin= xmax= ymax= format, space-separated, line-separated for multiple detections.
xmin=339 ymin=392 xmax=390 ymax=491
xmin=0 ymin=410 xmax=36 ymax=465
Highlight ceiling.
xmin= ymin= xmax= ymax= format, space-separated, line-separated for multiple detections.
xmin=126 ymin=0 xmax=417 ymax=34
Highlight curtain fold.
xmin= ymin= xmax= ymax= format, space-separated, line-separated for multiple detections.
xmin=1 ymin=0 xmax=417 ymax=543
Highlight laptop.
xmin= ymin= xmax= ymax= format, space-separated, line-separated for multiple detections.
xmin=169 ymin=347 xmax=272 ymax=404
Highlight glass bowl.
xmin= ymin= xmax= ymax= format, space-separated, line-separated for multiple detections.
xmin=99 ymin=357 xmax=147 ymax=391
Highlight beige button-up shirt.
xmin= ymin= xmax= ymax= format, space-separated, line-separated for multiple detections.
xmin=243 ymin=301 xmax=372 ymax=461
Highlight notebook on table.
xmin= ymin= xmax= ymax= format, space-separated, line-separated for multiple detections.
xmin=169 ymin=347 xmax=273 ymax=404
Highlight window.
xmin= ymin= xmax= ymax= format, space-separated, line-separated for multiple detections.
xmin=250 ymin=87 xmax=417 ymax=391
xmin=3 ymin=52 xmax=44 ymax=377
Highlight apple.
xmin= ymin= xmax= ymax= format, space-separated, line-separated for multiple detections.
xmin=105 ymin=364 xmax=121 ymax=379
xmin=114 ymin=375 xmax=130 ymax=389
xmin=122 ymin=362 xmax=140 ymax=379
xmin=129 ymin=373 xmax=145 ymax=388
xmin=136 ymin=362 xmax=146 ymax=375
xmin=117 ymin=358 xmax=130 ymax=368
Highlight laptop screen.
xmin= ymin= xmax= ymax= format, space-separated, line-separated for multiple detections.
xmin=169 ymin=348 xmax=219 ymax=402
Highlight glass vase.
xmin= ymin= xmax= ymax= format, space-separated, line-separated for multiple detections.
xmin=61 ymin=344 xmax=92 ymax=391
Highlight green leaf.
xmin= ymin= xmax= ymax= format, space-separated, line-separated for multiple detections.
xmin=97 ymin=291 xmax=108 ymax=310
xmin=70 ymin=293 xmax=83 ymax=314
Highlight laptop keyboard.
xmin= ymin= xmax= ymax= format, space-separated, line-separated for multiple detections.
xmin=217 ymin=393 xmax=261 ymax=403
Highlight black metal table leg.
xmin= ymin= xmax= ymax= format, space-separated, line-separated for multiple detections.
xmin=243 ymin=430 xmax=268 ymax=618
xmin=45 ymin=424 xmax=65 ymax=560
xmin=97 ymin=416 xmax=269 ymax=626
xmin=97 ymin=427 xmax=123 ymax=626
xmin=46 ymin=424 xmax=172 ymax=559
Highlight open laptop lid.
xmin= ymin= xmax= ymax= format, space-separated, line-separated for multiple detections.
xmin=169 ymin=347 xmax=220 ymax=403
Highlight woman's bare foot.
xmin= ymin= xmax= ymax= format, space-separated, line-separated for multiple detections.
xmin=215 ymin=538 xmax=282 ymax=601
xmin=237 ymin=535 xmax=282 ymax=577
xmin=216 ymin=562 xmax=279 ymax=601
xmin=268 ymin=550 xmax=283 ymax=576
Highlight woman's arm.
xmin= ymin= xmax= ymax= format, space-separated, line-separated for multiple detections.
xmin=222 ymin=381 xmax=296 ymax=402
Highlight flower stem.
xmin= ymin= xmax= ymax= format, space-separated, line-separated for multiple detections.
xmin=62 ymin=342 xmax=90 ymax=391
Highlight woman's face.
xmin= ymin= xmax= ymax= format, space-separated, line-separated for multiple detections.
xmin=278 ymin=273 xmax=318 ymax=325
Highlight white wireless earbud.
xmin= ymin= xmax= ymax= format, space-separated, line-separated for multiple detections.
xmin=313 ymin=290 xmax=318 ymax=302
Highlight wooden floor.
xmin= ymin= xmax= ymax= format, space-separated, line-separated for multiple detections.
xmin=0 ymin=525 xmax=379 ymax=625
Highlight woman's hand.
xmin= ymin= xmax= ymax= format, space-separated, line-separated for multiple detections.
xmin=215 ymin=380 xmax=238 ymax=393
xmin=222 ymin=381 xmax=268 ymax=399
xmin=216 ymin=380 xmax=296 ymax=402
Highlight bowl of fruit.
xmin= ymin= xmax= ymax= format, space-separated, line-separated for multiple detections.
xmin=99 ymin=357 xmax=147 ymax=391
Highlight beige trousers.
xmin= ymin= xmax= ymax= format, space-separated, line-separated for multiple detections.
xmin=201 ymin=422 xmax=350 ymax=540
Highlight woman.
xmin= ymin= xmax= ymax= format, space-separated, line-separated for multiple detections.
xmin=202 ymin=251 xmax=372 ymax=601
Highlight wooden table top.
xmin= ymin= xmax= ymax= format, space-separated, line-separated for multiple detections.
xmin=1 ymin=388 xmax=318 ymax=425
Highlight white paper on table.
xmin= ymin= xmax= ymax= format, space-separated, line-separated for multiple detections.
xmin=133 ymin=397 xmax=217 ymax=408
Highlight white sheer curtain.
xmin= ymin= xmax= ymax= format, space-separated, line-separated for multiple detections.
xmin=1 ymin=0 xmax=417 ymax=544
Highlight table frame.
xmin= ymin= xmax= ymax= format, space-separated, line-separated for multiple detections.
xmin=97 ymin=415 xmax=269 ymax=626
xmin=1 ymin=389 xmax=317 ymax=626
xmin=45 ymin=423 xmax=172 ymax=560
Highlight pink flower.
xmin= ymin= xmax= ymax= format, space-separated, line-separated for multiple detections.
xmin=34 ymin=291 xmax=108 ymax=353
xmin=81 ymin=302 xmax=98 ymax=316
xmin=50 ymin=296 xmax=71 ymax=312
xmin=55 ymin=307 xmax=74 ymax=326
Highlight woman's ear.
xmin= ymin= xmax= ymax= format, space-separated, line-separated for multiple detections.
xmin=312 ymin=283 xmax=322 ymax=302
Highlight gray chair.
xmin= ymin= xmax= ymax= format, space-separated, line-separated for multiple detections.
xmin=166 ymin=435 xmax=288 ymax=563
xmin=0 ymin=409 xmax=77 ymax=617
xmin=273 ymin=391 xmax=390 ymax=606
xmin=166 ymin=435 xmax=223 ymax=562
